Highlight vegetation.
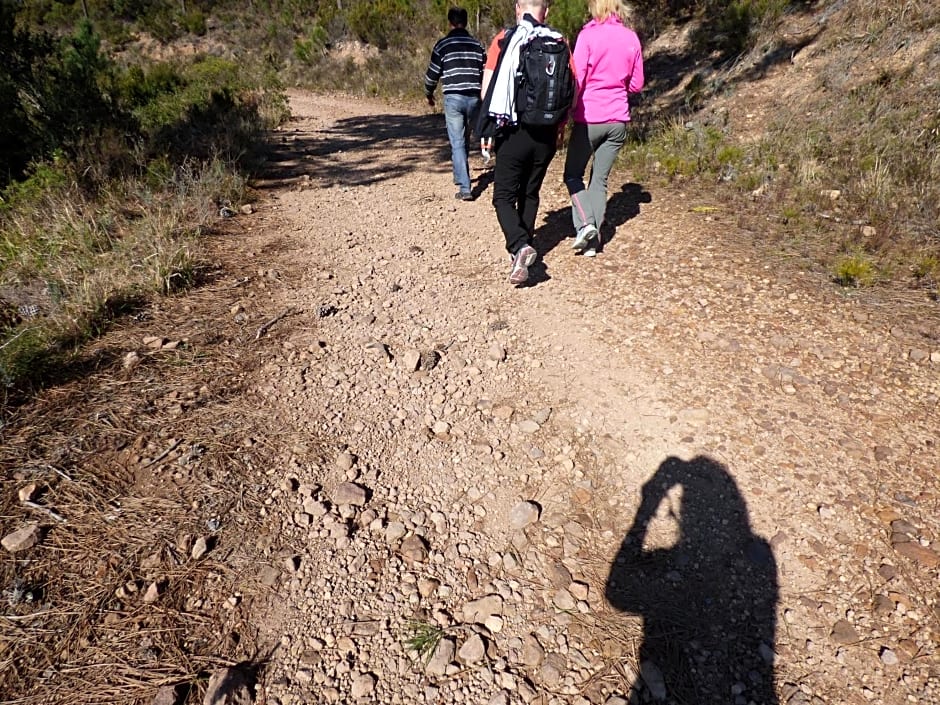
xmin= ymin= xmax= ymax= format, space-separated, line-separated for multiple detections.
xmin=620 ymin=1 xmax=940 ymax=294
xmin=0 ymin=2 xmax=286 ymax=400
xmin=404 ymin=620 xmax=446 ymax=664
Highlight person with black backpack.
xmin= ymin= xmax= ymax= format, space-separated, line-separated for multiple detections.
xmin=478 ymin=0 xmax=575 ymax=286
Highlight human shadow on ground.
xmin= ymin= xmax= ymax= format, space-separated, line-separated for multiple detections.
xmin=533 ymin=182 xmax=651 ymax=261
xmin=472 ymin=166 xmax=496 ymax=200
xmin=256 ymin=112 xmax=451 ymax=190
xmin=605 ymin=456 xmax=778 ymax=704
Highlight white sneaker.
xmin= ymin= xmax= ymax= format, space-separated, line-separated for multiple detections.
xmin=583 ymin=248 xmax=597 ymax=258
xmin=509 ymin=245 xmax=538 ymax=286
xmin=572 ymin=224 xmax=598 ymax=252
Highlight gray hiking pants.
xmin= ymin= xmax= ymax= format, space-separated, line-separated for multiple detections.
xmin=563 ymin=121 xmax=628 ymax=234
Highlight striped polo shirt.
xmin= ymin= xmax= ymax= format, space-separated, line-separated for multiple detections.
xmin=424 ymin=28 xmax=485 ymax=98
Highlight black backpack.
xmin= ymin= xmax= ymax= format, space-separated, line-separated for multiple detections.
xmin=516 ymin=32 xmax=575 ymax=126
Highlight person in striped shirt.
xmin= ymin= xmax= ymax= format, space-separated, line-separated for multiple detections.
xmin=424 ymin=7 xmax=486 ymax=201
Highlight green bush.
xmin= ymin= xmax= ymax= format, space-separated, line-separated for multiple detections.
xmin=181 ymin=9 xmax=207 ymax=35
xmin=832 ymin=251 xmax=876 ymax=287
xmin=294 ymin=24 xmax=328 ymax=64
xmin=0 ymin=16 xmax=116 ymax=186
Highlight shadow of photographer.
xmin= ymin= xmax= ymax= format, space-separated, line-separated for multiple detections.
xmin=605 ymin=455 xmax=778 ymax=704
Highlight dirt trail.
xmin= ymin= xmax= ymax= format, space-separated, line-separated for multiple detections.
xmin=230 ymin=91 xmax=940 ymax=705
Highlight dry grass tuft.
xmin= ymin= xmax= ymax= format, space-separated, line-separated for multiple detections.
xmin=0 ymin=158 xmax=246 ymax=395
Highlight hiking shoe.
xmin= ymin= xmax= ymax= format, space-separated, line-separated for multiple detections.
xmin=456 ymin=191 xmax=474 ymax=201
xmin=509 ymin=244 xmax=538 ymax=286
xmin=583 ymin=247 xmax=597 ymax=258
xmin=572 ymin=224 xmax=598 ymax=252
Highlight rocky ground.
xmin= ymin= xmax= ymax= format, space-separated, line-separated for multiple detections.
xmin=2 ymin=88 xmax=938 ymax=705
xmin=237 ymin=92 xmax=940 ymax=705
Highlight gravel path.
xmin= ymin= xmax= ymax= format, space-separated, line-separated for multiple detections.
xmin=240 ymin=91 xmax=939 ymax=705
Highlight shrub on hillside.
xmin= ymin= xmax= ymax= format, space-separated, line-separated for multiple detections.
xmin=0 ymin=15 xmax=116 ymax=186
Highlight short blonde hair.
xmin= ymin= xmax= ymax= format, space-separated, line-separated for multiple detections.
xmin=589 ymin=0 xmax=632 ymax=22
xmin=518 ymin=0 xmax=549 ymax=12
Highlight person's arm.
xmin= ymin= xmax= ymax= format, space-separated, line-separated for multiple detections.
xmin=556 ymin=38 xmax=578 ymax=147
xmin=627 ymin=36 xmax=644 ymax=95
xmin=424 ymin=43 xmax=443 ymax=106
xmin=572 ymin=31 xmax=590 ymax=100
xmin=479 ymin=31 xmax=504 ymax=99
xmin=480 ymin=68 xmax=494 ymax=99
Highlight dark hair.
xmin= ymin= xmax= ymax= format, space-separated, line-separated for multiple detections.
xmin=448 ymin=7 xmax=468 ymax=27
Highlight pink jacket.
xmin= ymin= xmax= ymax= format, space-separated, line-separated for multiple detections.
xmin=572 ymin=15 xmax=644 ymax=124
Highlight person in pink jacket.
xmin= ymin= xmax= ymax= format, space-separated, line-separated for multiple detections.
xmin=564 ymin=0 xmax=644 ymax=256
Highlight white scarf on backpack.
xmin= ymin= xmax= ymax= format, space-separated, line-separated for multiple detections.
xmin=487 ymin=16 xmax=562 ymax=129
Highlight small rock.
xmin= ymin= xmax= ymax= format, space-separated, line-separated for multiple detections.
xmin=533 ymin=407 xmax=552 ymax=424
xmin=458 ymin=633 xmax=486 ymax=664
xmin=488 ymin=344 xmax=507 ymax=362
xmin=553 ymin=588 xmax=577 ymax=611
xmin=877 ymin=563 xmax=897 ymax=580
xmin=518 ymin=420 xmax=540 ymax=434
xmin=758 ymin=642 xmax=776 ymax=664
xmin=400 ymin=535 xmax=429 ymax=563
xmin=364 ymin=340 xmax=391 ymax=361
xmin=240 ymin=204 xmax=253 ymax=215
xmin=879 ymin=647 xmax=899 ymax=666
xmin=522 ymin=634 xmax=544 ymax=667
xmin=2 ymin=523 xmax=42 ymax=553
xmin=122 ymin=351 xmax=141 ymax=370
xmin=463 ymin=594 xmax=504 ymax=624
xmin=509 ymin=501 xmax=540 ymax=529
xmin=385 ymin=521 xmax=407 ymax=544
xmin=488 ymin=691 xmax=510 ymax=705
xmin=203 ymin=666 xmax=252 ymax=705
xmin=426 ymin=637 xmax=456 ymax=676
xmin=871 ymin=594 xmax=894 ymax=616
xmin=418 ymin=577 xmax=440 ymax=598
xmin=335 ymin=451 xmax=357 ymax=471
xmin=152 ymin=684 xmax=184 ymax=705
xmin=483 ymin=615 xmax=504 ymax=633
xmin=350 ymin=673 xmax=376 ymax=699
xmin=400 ymin=349 xmax=422 ymax=371
xmin=17 ymin=483 xmax=39 ymax=503
xmin=191 ymin=536 xmax=210 ymax=560
xmin=830 ymin=619 xmax=859 ymax=644
xmin=492 ymin=405 xmax=514 ymax=420
xmin=640 ymin=660 xmax=667 ymax=700
xmin=569 ymin=581 xmax=589 ymax=601
xmin=891 ymin=541 xmax=939 ymax=567
xmin=142 ymin=581 xmax=164 ymax=604
xmin=333 ymin=482 xmax=368 ymax=506
xmin=547 ymin=562 xmax=572 ymax=588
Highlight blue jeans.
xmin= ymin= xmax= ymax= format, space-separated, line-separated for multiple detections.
xmin=443 ymin=94 xmax=480 ymax=193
